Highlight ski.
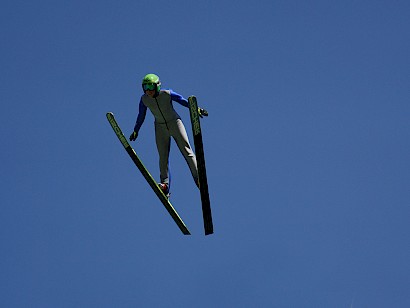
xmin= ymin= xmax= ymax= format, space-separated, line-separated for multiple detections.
xmin=188 ymin=96 xmax=214 ymax=235
xmin=106 ymin=112 xmax=191 ymax=235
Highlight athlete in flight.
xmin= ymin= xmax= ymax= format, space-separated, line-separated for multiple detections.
xmin=129 ymin=73 xmax=207 ymax=197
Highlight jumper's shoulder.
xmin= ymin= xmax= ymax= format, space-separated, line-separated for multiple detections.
xmin=140 ymin=94 xmax=149 ymax=105
xmin=160 ymin=89 xmax=171 ymax=96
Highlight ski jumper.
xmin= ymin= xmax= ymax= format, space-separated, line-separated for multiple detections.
xmin=133 ymin=90 xmax=198 ymax=190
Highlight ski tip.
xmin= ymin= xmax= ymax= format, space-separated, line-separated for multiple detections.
xmin=106 ymin=112 xmax=115 ymax=120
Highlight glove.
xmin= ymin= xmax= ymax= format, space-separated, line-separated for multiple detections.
xmin=129 ymin=131 xmax=138 ymax=141
xmin=198 ymin=107 xmax=208 ymax=118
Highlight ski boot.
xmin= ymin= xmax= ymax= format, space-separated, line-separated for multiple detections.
xmin=158 ymin=183 xmax=170 ymax=199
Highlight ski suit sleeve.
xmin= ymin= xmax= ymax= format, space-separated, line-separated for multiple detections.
xmin=170 ymin=90 xmax=189 ymax=108
xmin=133 ymin=98 xmax=147 ymax=133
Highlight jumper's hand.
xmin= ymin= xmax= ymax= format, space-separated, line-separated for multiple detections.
xmin=129 ymin=131 xmax=138 ymax=141
xmin=198 ymin=107 xmax=208 ymax=118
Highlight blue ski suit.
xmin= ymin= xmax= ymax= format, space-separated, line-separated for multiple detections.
xmin=133 ymin=89 xmax=198 ymax=191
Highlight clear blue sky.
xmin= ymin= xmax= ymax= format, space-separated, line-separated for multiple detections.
xmin=1 ymin=0 xmax=410 ymax=307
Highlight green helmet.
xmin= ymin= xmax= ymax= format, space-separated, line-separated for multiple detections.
xmin=142 ymin=73 xmax=161 ymax=93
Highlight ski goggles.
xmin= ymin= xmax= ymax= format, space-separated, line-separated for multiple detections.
xmin=143 ymin=83 xmax=157 ymax=91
